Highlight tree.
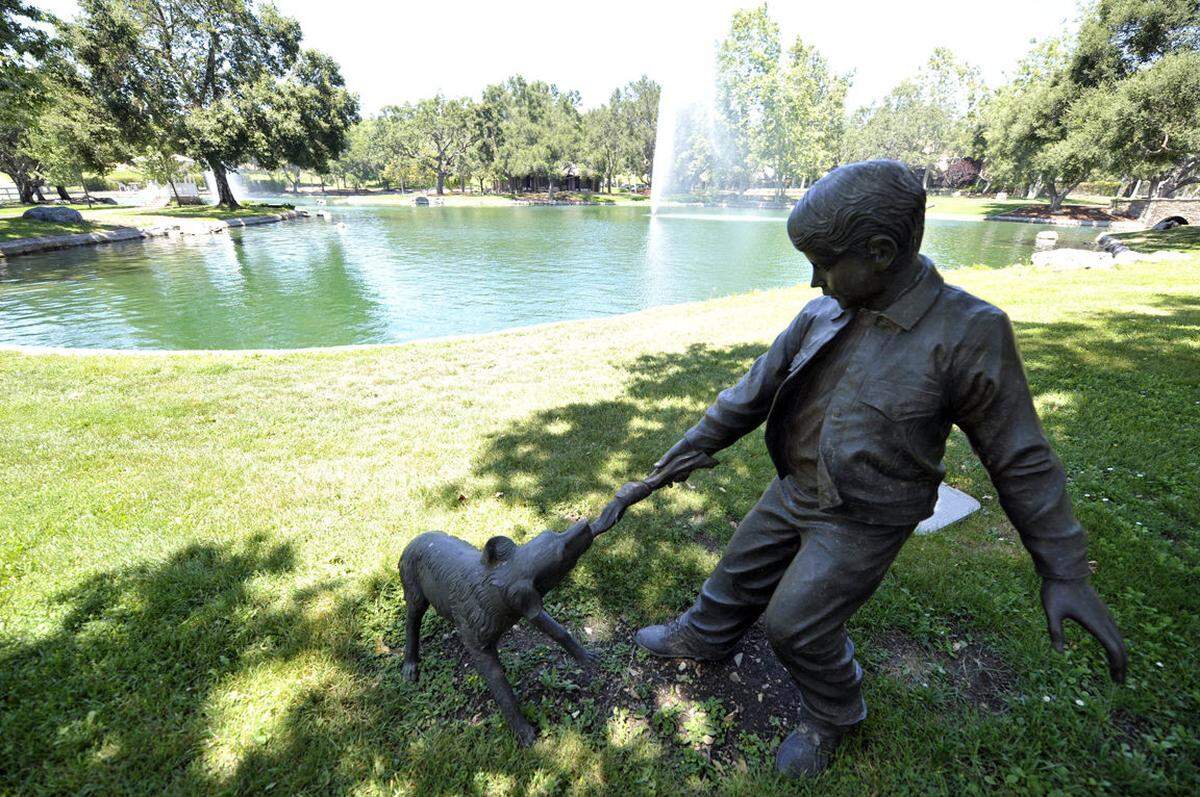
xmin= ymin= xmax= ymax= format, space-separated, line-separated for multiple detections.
xmin=489 ymin=77 xmax=581 ymax=196
xmin=984 ymin=38 xmax=1097 ymax=210
xmin=715 ymin=3 xmax=778 ymax=190
xmin=714 ymin=6 xmax=849 ymax=197
xmin=846 ymin=49 xmax=983 ymax=187
xmin=1069 ymin=0 xmax=1200 ymax=196
xmin=382 ymin=95 xmax=477 ymax=195
xmin=778 ymin=37 xmax=849 ymax=189
xmin=26 ymin=69 xmax=128 ymax=201
xmin=1067 ymin=50 xmax=1200 ymax=196
xmin=622 ymin=75 xmax=660 ymax=184
xmin=74 ymin=0 xmax=358 ymax=207
xmin=0 ymin=0 xmax=51 ymax=201
xmin=0 ymin=0 xmax=48 ymax=96
xmin=584 ymin=92 xmax=625 ymax=193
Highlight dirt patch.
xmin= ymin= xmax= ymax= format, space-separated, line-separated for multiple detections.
xmin=400 ymin=619 xmax=804 ymax=766
xmin=992 ymin=204 xmax=1126 ymax=223
xmin=871 ymin=631 xmax=1016 ymax=713
xmin=392 ymin=619 xmax=1017 ymax=769
xmin=1110 ymin=707 xmax=1152 ymax=749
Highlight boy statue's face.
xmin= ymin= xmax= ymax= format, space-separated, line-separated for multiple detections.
xmin=801 ymin=234 xmax=901 ymax=310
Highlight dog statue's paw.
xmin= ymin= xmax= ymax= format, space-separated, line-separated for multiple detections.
xmin=401 ymin=660 xmax=419 ymax=683
xmin=575 ymin=648 xmax=602 ymax=669
xmin=515 ymin=723 xmax=538 ymax=748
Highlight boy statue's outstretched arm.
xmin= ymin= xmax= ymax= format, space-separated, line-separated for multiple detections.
xmin=652 ymin=311 xmax=808 ymax=480
xmin=952 ymin=310 xmax=1127 ymax=682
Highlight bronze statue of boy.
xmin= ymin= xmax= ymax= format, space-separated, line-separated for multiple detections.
xmin=635 ymin=160 xmax=1127 ymax=777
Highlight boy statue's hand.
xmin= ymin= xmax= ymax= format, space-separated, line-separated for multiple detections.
xmin=648 ymin=439 xmax=718 ymax=487
xmin=1041 ymin=577 xmax=1128 ymax=683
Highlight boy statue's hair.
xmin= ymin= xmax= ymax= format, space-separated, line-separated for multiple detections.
xmin=786 ymin=160 xmax=926 ymax=266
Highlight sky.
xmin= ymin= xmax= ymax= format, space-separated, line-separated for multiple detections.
xmin=33 ymin=0 xmax=1084 ymax=113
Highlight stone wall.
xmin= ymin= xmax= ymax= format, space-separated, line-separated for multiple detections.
xmin=1109 ymin=197 xmax=1200 ymax=226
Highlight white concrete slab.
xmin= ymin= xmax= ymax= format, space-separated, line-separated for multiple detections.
xmin=916 ymin=483 xmax=982 ymax=535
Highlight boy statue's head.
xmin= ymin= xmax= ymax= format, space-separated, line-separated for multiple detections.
xmin=786 ymin=160 xmax=926 ymax=310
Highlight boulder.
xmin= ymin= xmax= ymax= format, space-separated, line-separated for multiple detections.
xmin=92 ymin=197 xmax=119 ymax=205
xmin=1031 ymin=248 xmax=1114 ymax=270
xmin=22 ymin=205 xmax=84 ymax=223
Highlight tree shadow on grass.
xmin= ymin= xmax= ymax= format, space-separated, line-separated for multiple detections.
xmin=5 ymin=294 xmax=1197 ymax=794
xmin=0 ymin=535 xmax=346 ymax=795
xmin=442 ymin=341 xmax=780 ymax=621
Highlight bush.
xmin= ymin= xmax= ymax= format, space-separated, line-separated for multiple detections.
xmin=1074 ymin=180 xmax=1121 ymax=196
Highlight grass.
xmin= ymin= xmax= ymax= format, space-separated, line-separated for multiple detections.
xmin=1111 ymin=225 xmax=1200 ymax=254
xmin=327 ymin=190 xmax=650 ymax=208
xmin=924 ymin=195 xmax=1109 ymax=220
xmin=0 ymin=217 xmax=117 ymax=242
xmin=1 ymin=259 xmax=1198 ymax=794
xmin=0 ymin=202 xmax=293 ymax=244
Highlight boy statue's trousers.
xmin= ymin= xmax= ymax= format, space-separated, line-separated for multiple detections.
xmin=678 ymin=475 xmax=914 ymax=728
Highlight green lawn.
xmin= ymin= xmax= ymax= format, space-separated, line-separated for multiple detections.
xmin=0 ymin=217 xmax=117 ymax=242
xmin=0 ymin=202 xmax=293 ymax=244
xmin=1112 ymin=224 xmax=1200 ymax=254
xmin=1 ymin=259 xmax=1197 ymax=794
xmin=924 ymin=195 xmax=1109 ymax=219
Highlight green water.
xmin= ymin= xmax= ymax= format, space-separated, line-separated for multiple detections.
xmin=0 ymin=205 xmax=1095 ymax=350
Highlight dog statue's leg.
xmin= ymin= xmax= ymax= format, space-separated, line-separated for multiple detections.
xmin=467 ymin=643 xmax=537 ymax=747
xmin=400 ymin=584 xmax=428 ymax=682
xmin=530 ymin=610 xmax=599 ymax=668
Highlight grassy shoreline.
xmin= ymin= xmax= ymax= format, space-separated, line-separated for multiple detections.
xmin=1 ymin=256 xmax=1197 ymax=794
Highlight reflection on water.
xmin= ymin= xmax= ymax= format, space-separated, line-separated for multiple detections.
xmin=0 ymin=205 xmax=1096 ymax=350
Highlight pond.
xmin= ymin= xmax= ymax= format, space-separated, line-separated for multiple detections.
xmin=0 ymin=204 xmax=1097 ymax=350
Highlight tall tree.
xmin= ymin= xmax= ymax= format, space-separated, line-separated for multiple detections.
xmin=1069 ymin=0 xmax=1200 ymax=196
xmin=0 ymin=0 xmax=51 ymax=201
xmin=383 ymin=95 xmax=476 ymax=196
xmin=847 ymin=49 xmax=983 ymax=187
xmin=715 ymin=3 xmax=778 ymax=190
xmin=26 ymin=58 xmax=129 ymax=201
xmin=73 ymin=0 xmax=358 ymax=207
xmin=778 ymin=37 xmax=849 ymax=190
xmin=622 ymin=75 xmax=660 ymax=184
xmin=984 ymin=38 xmax=1097 ymax=210
xmin=715 ymin=6 xmax=849 ymax=196
xmin=584 ymin=91 xmax=625 ymax=193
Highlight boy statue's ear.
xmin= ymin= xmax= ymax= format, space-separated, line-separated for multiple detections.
xmin=866 ymin=234 xmax=899 ymax=269
xmin=483 ymin=536 xmax=517 ymax=567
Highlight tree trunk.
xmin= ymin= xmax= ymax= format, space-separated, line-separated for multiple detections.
xmin=207 ymin=159 xmax=239 ymax=207
xmin=168 ymin=179 xmax=181 ymax=204
xmin=436 ymin=172 xmax=445 ymax=195
xmin=17 ymin=180 xmax=35 ymax=203
xmin=55 ymin=185 xmax=72 ymax=201
xmin=1047 ymin=180 xmax=1079 ymax=213
xmin=33 ymin=182 xmax=46 ymax=202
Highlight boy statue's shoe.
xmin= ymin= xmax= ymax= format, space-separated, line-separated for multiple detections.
xmin=774 ymin=719 xmax=848 ymax=777
xmin=634 ymin=617 xmax=733 ymax=662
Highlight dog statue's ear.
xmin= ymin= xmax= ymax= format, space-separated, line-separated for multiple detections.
xmin=505 ymin=579 xmax=544 ymax=621
xmin=483 ymin=536 xmax=517 ymax=567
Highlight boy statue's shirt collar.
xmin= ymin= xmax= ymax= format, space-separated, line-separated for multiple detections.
xmin=827 ymin=255 xmax=942 ymax=331
xmin=878 ymin=255 xmax=943 ymax=331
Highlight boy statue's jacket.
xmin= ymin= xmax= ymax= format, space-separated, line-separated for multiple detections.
xmin=683 ymin=256 xmax=1089 ymax=581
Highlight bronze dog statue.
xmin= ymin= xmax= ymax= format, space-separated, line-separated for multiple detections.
xmin=399 ymin=448 xmax=717 ymax=745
